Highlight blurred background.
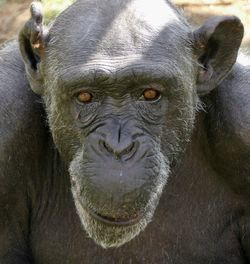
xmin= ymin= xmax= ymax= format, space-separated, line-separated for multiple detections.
xmin=0 ymin=0 xmax=250 ymax=48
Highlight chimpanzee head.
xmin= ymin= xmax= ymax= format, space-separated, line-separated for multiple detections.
xmin=19 ymin=0 xmax=243 ymax=248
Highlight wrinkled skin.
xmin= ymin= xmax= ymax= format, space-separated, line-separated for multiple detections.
xmin=0 ymin=0 xmax=249 ymax=263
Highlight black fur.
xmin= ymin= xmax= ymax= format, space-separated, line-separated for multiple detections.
xmin=0 ymin=0 xmax=249 ymax=263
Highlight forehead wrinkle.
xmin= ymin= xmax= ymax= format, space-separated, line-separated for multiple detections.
xmin=57 ymin=61 xmax=181 ymax=90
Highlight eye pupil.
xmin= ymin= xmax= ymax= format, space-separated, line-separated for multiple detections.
xmin=143 ymin=89 xmax=159 ymax=101
xmin=77 ymin=91 xmax=92 ymax=103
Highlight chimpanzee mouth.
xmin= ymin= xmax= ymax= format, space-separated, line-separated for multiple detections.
xmin=90 ymin=211 xmax=142 ymax=226
xmin=82 ymin=204 xmax=143 ymax=226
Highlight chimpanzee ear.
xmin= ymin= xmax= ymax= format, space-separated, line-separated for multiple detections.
xmin=193 ymin=16 xmax=244 ymax=96
xmin=19 ymin=1 xmax=48 ymax=95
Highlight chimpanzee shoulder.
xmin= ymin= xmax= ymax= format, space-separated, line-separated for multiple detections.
xmin=0 ymin=41 xmax=47 ymax=179
xmin=0 ymin=41 xmax=46 ymax=262
xmin=205 ymin=55 xmax=250 ymax=196
xmin=213 ymin=55 xmax=250 ymax=146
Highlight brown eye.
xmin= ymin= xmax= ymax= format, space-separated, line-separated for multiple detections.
xmin=143 ymin=88 xmax=161 ymax=101
xmin=77 ymin=91 xmax=93 ymax=103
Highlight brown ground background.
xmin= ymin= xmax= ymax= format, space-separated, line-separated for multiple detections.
xmin=0 ymin=0 xmax=250 ymax=48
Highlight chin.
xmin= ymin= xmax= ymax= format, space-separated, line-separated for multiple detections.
xmin=69 ymin=150 xmax=170 ymax=248
xmin=71 ymin=188 xmax=162 ymax=248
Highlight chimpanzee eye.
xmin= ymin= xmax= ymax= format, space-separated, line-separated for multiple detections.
xmin=77 ymin=91 xmax=93 ymax=103
xmin=142 ymin=88 xmax=161 ymax=101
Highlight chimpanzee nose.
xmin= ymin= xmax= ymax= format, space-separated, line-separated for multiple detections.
xmin=101 ymin=139 xmax=136 ymax=159
xmin=96 ymin=119 xmax=140 ymax=159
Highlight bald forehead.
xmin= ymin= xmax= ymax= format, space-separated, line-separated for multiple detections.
xmin=93 ymin=0 xmax=181 ymax=53
xmin=103 ymin=0 xmax=180 ymax=34
xmin=46 ymin=0 xmax=190 ymax=67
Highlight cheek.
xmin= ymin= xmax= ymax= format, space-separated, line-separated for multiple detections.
xmin=166 ymin=87 xmax=197 ymax=125
xmin=160 ymin=90 xmax=197 ymax=160
xmin=135 ymin=100 xmax=168 ymax=126
xmin=44 ymin=96 xmax=82 ymax=162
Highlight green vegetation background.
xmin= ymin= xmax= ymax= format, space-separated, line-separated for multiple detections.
xmin=0 ymin=0 xmax=75 ymax=23
xmin=43 ymin=0 xmax=74 ymax=23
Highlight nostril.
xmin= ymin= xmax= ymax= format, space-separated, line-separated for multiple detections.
xmin=124 ymin=142 xmax=135 ymax=155
xmin=122 ymin=142 xmax=138 ymax=161
xmin=101 ymin=141 xmax=114 ymax=153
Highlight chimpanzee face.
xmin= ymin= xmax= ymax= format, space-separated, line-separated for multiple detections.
xmin=43 ymin=61 xmax=197 ymax=247
xmin=41 ymin=0 xmax=197 ymax=247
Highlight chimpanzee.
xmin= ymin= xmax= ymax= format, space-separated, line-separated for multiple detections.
xmin=0 ymin=0 xmax=249 ymax=263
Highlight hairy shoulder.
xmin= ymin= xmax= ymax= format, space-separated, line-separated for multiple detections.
xmin=0 ymin=41 xmax=47 ymax=190
xmin=0 ymin=41 xmax=45 ymax=145
xmin=217 ymin=52 xmax=250 ymax=146
xmin=205 ymin=52 xmax=250 ymax=195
